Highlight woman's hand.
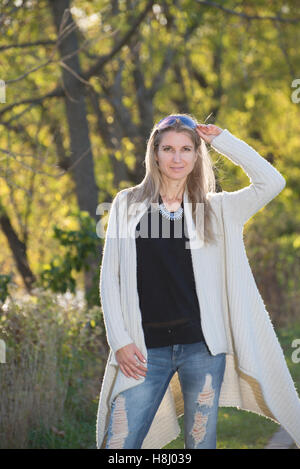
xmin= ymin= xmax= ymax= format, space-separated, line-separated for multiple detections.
xmin=116 ymin=343 xmax=148 ymax=380
xmin=196 ymin=124 xmax=223 ymax=144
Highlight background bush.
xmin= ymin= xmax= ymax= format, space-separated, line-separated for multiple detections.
xmin=0 ymin=288 xmax=108 ymax=449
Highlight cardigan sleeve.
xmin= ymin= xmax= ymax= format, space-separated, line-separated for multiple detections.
xmin=210 ymin=129 xmax=286 ymax=225
xmin=99 ymin=192 xmax=133 ymax=355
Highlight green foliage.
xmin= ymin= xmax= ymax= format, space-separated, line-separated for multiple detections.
xmin=242 ymin=206 xmax=300 ymax=326
xmin=38 ymin=210 xmax=102 ymax=304
xmin=0 ymin=1 xmax=299 ymax=327
xmin=0 ymin=274 xmax=12 ymax=304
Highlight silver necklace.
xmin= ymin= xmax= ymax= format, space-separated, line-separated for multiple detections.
xmin=159 ymin=197 xmax=184 ymax=221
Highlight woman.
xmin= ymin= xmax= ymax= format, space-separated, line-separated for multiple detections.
xmin=97 ymin=114 xmax=300 ymax=450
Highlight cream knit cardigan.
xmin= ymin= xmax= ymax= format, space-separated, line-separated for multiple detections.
xmin=96 ymin=129 xmax=300 ymax=449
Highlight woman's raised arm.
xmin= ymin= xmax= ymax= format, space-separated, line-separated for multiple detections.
xmin=202 ymin=126 xmax=286 ymax=226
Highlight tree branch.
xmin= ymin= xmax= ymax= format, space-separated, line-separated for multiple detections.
xmin=0 ymin=40 xmax=56 ymax=51
xmin=0 ymin=0 xmax=155 ymax=116
xmin=83 ymin=0 xmax=155 ymax=80
xmin=0 ymin=87 xmax=64 ymax=118
xmin=196 ymin=0 xmax=300 ymax=23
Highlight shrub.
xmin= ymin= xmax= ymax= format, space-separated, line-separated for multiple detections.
xmin=0 ymin=288 xmax=107 ymax=448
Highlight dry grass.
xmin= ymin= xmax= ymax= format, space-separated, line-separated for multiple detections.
xmin=0 ymin=289 xmax=106 ymax=448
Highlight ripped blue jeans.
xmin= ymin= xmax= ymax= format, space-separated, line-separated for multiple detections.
xmin=105 ymin=341 xmax=226 ymax=449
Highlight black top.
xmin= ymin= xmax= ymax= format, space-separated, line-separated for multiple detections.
xmin=135 ymin=194 xmax=206 ymax=348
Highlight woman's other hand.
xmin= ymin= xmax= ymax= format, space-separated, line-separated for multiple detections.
xmin=116 ymin=343 xmax=148 ymax=380
xmin=196 ymin=124 xmax=223 ymax=144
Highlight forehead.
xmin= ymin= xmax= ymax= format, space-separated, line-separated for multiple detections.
xmin=159 ymin=130 xmax=194 ymax=146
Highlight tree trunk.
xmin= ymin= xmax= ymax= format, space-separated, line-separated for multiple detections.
xmin=0 ymin=210 xmax=36 ymax=292
xmin=49 ymin=0 xmax=99 ymax=296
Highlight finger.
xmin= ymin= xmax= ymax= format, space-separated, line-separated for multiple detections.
xmin=134 ymin=356 xmax=148 ymax=371
xmin=140 ymin=364 xmax=148 ymax=373
xmin=200 ymin=124 xmax=210 ymax=130
xmin=135 ymin=351 xmax=147 ymax=364
xmin=132 ymin=361 xmax=147 ymax=377
xmin=136 ymin=364 xmax=148 ymax=375
xmin=123 ymin=363 xmax=140 ymax=379
xmin=129 ymin=359 xmax=145 ymax=377
xmin=119 ymin=363 xmax=131 ymax=378
xmin=131 ymin=360 xmax=147 ymax=376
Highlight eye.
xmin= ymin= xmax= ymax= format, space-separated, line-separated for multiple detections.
xmin=162 ymin=147 xmax=191 ymax=151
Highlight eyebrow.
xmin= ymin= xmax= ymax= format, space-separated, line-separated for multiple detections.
xmin=161 ymin=144 xmax=193 ymax=148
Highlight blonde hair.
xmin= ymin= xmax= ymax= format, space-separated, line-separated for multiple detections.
xmin=125 ymin=113 xmax=218 ymax=246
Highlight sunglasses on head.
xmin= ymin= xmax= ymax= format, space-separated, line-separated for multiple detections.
xmin=156 ymin=115 xmax=197 ymax=130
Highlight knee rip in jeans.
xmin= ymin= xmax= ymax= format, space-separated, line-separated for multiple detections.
xmin=107 ymin=394 xmax=129 ymax=449
xmin=189 ymin=374 xmax=215 ymax=447
xmin=196 ymin=373 xmax=215 ymax=408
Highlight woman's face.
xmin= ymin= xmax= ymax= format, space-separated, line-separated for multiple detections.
xmin=155 ymin=130 xmax=197 ymax=182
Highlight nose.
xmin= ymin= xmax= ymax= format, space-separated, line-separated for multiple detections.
xmin=172 ymin=152 xmax=183 ymax=162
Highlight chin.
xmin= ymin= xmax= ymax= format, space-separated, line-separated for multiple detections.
xmin=168 ymin=174 xmax=186 ymax=180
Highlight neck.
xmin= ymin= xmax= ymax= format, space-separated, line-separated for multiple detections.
xmin=160 ymin=181 xmax=186 ymax=202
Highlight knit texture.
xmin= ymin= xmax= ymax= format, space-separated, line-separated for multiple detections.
xmin=96 ymin=129 xmax=300 ymax=449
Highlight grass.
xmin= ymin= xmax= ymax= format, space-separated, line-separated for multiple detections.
xmin=28 ymin=401 xmax=99 ymax=449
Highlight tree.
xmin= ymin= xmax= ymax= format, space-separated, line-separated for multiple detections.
xmin=0 ymin=1 xmax=299 ymax=322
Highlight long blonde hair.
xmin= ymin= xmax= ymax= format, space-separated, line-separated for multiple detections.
xmin=125 ymin=113 xmax=218 ymax=246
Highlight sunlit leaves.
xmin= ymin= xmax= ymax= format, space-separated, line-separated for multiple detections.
xmin=0 ymin=0 xmax=299 ymax=317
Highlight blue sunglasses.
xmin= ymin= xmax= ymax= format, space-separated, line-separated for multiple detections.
xmin=156 ymin=115 xmax=197 ymax=129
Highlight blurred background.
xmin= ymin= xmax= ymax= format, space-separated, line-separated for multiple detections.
xmin=0 ymin=0 xmax=299 ymax=449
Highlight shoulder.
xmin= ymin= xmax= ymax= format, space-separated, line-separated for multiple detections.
xmin=206 ymin=191 xmax=223 ymax=205
xmin=116 ymin=184 xmax=146 ymax=203
xmin=114 ymin=187 xmax=133 ymax=203
xmin=117 ymin=187 xmax=131 ymax=197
